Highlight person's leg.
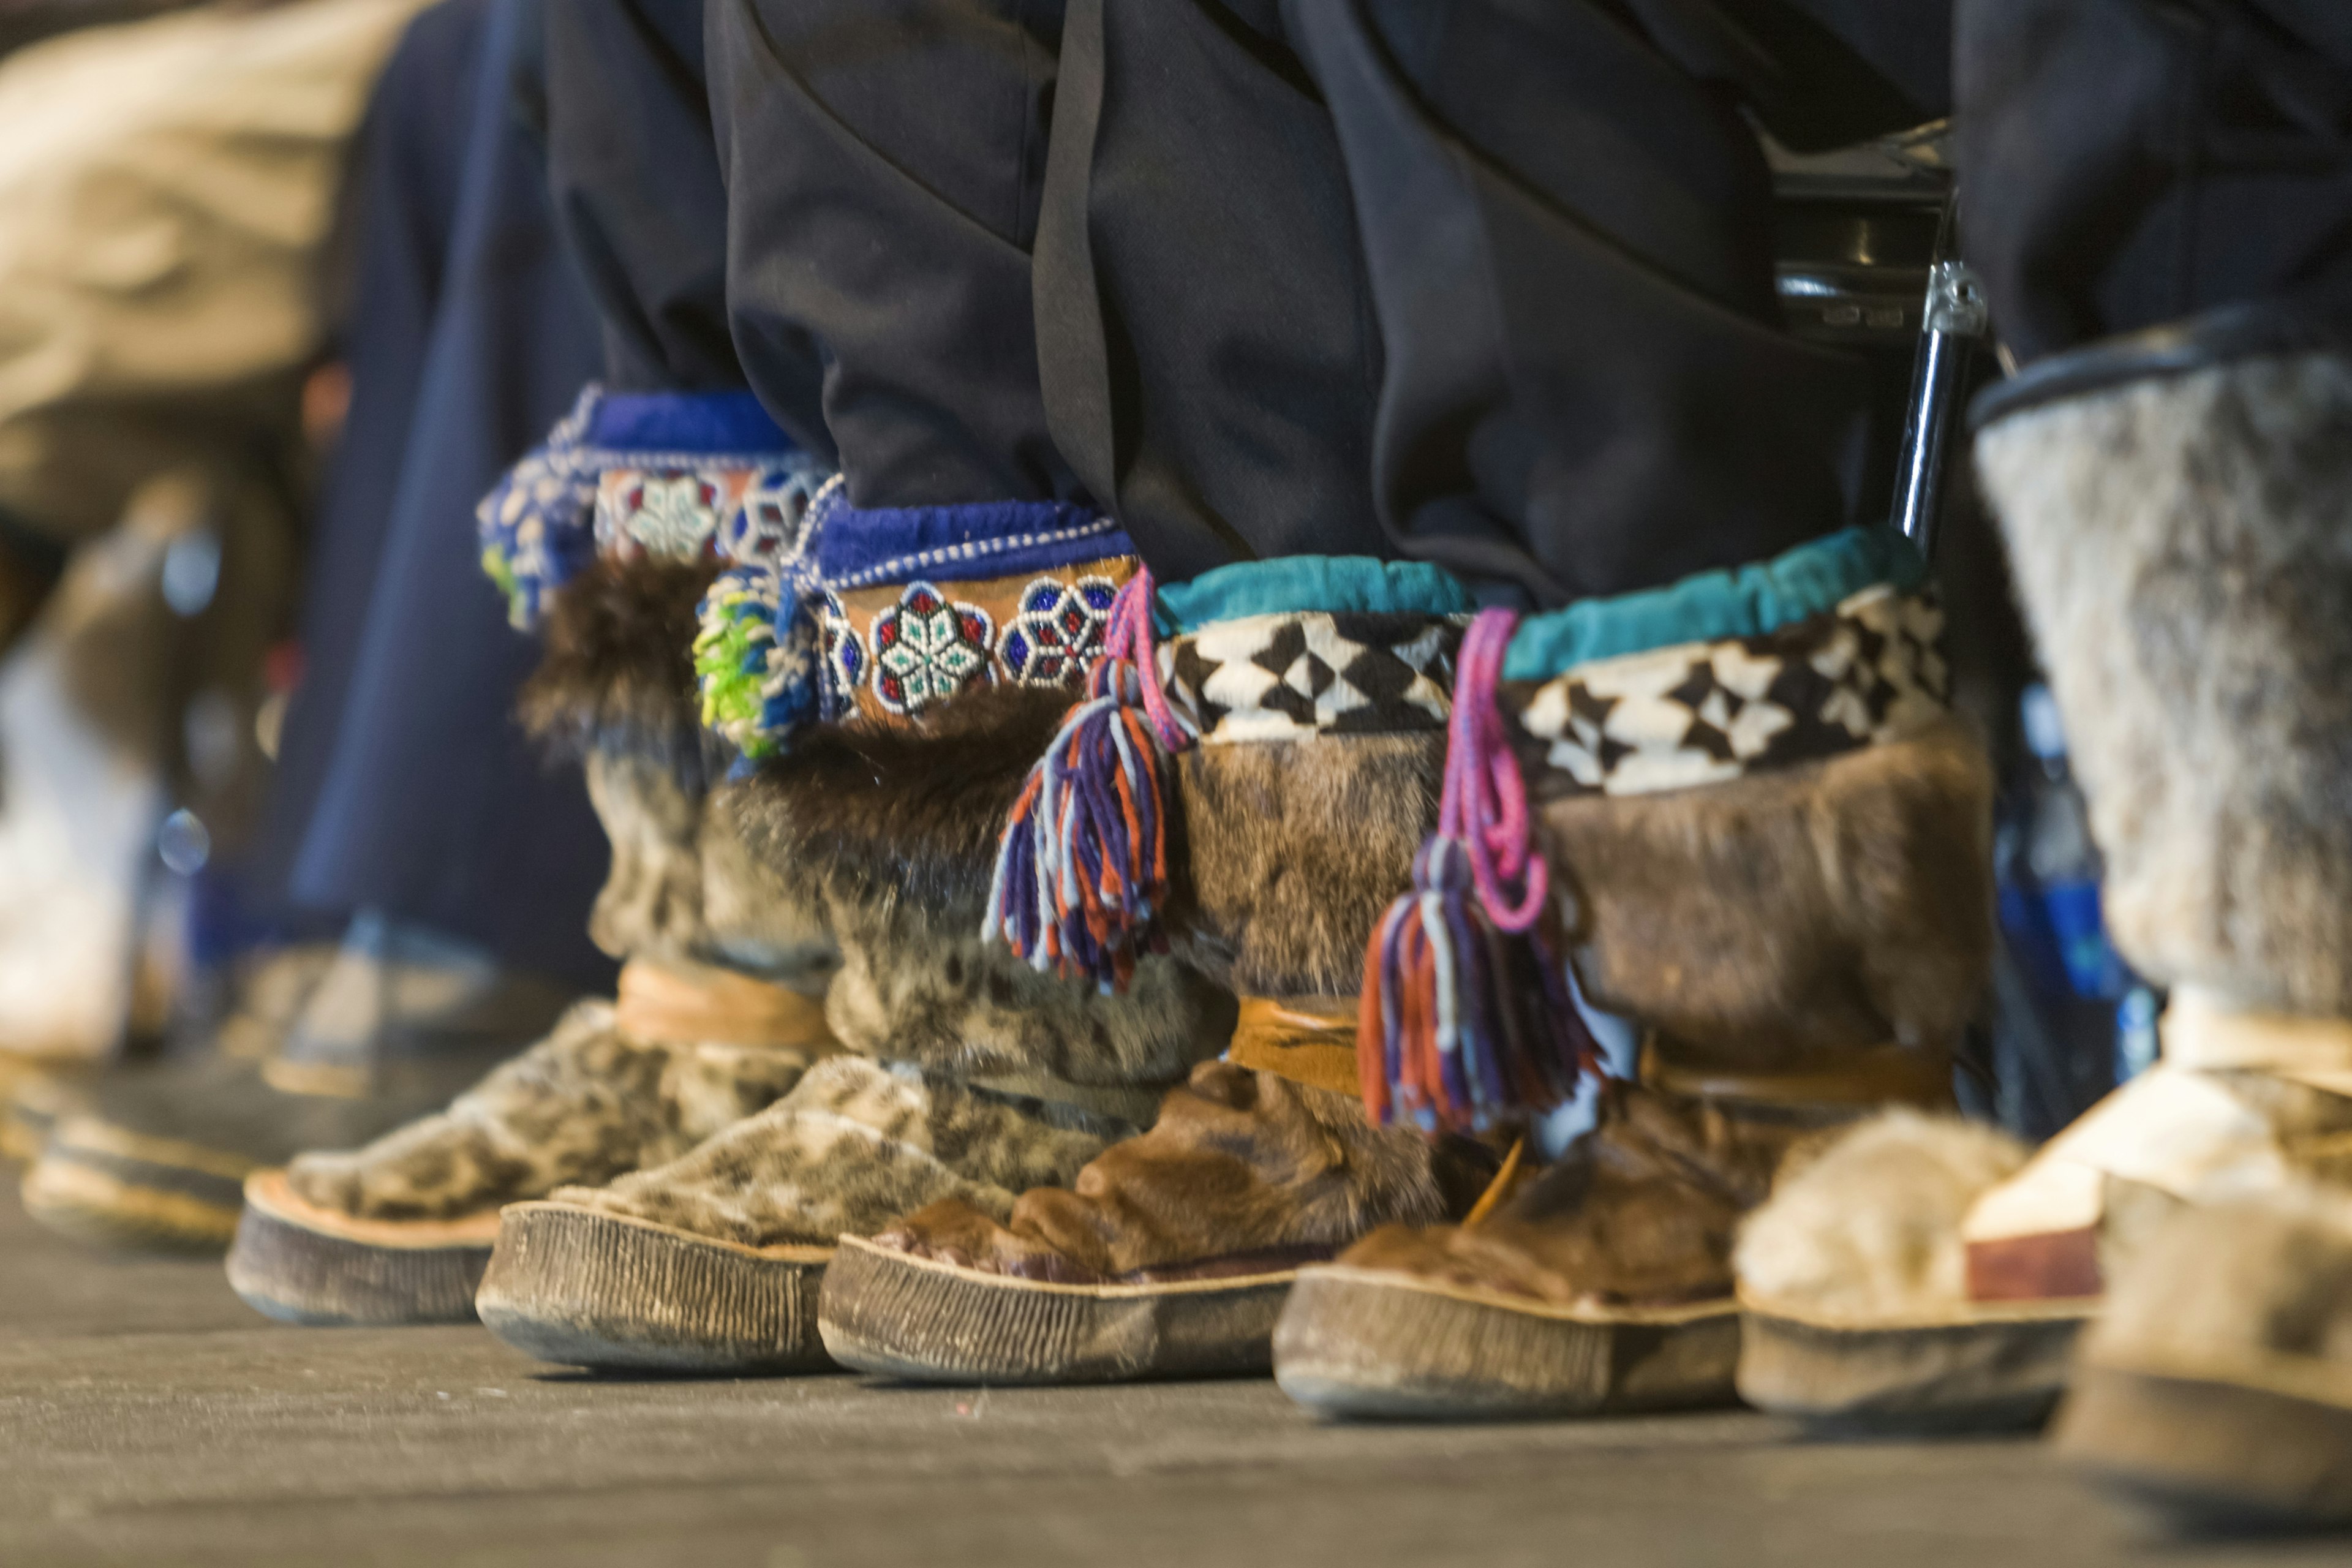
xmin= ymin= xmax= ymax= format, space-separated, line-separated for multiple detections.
xmin=543 ymin=0 xmax=777 ymax=401
xmin=1945 ymin=0 xmax=2352 ymax=1513
xmin=450 ymin=0 xmax=1238 ymax=1374
xmin=224 ymin=0 xmax=840 ymax=1325
xmin=1958 ymin=0 xmax=2352 ymax=366
xmin=1281 ymin=0 xmax=1948 ymax=605
xmin=1030 ymin=0 xmax=1382 ymax=579
xmin=707 ymin=0 xmax=1081 ymax=504
xmin=1736 ymin=0 xmax=2352 ymax=1454
xmin=824 ymin=0 xmax=1986 ymax=1392
xmin=1030 ymin=0 xmax=1946 ymax=599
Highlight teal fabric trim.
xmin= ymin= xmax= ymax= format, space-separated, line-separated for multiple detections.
xmin=1501 ymin=527 xmax=1928 ymax=681
xmin=1156 ymin=556 xmax=1475 ymax=631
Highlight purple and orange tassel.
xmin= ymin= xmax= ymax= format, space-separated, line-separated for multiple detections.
xmin=1360 ymin=608 xmax=1596 ymax=1135
xmin=984 ymin=567 xmax=1192 ymax=992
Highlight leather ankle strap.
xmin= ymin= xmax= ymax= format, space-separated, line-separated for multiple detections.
xmin=1223 ymin=995 xmax=1362 ymax=1099
xmin=2162 ymin=988 xmax=2352 ymax=1093
xmin=1638 ymin=1035 xmax=1953 ymax=1110
xmin=615 ymin=959 xmax=837 ymax=1051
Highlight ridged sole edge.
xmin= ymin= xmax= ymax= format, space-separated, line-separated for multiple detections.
xmin=474 ymin=1202 xmax=833 ymax=1374
xmin=225 ymin=1174 xmax=494 ymax=1326
xmin=2056 ymin=1360 xmax=2352 ymax=1529
xmin=1735 ymin=1300 xmax=2090 ymax=1433
xmin=1272 ymin=1265 xmax=1741 ymax=1421
xmin=817 ymin=1234 xmax=1297 ymax=1385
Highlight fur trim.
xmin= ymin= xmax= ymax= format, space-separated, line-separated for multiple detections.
xmin=1174 ymin=733 xmax=1442 ymax=998
xmin=582 ymin=753 xmax=709 ymax=965
xmin=1978 ymin=353 xmax=2352 ymax=1016
xmin=698 ymin=779 xmax=839 ymax=981
xmin=729 ymin=684 xmax=1073 ymax=922
xmin=1733 ymin=1109 xmax=2029 ymax=1317
xmin=2091 ymin=1183 xmax=2352 ymax=1365
xmin=556 ymin=1056 xmax=1121 ymax=1249
xmin=519 ymin=555 xmax=716 ymax=779
xmin=719 ymin=686 xmax=1236 ymax=1088
xmin=818 ymin=885 xmax=1235 ymax=1089
xmin=1542 ymin=721 xmax=1994 ymax=1062
xmin=585 ymin=755 xmax=842 ymax=981
xmin=284 ymin=1000 xmax=821 ymax=1222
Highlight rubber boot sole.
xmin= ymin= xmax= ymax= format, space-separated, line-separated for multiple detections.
xmin=2055 ymin=1354 xmax=2352 ymax=1529
xmin=1271 ymin=1263 xmax=1741 ymax=1421
xmin=1 ymin=1068 xmax=86 ymax=1162
xmin=20 ymin=1115 xmax=249 ymax=1251
xmin=818 ymin=1233 xmax=1298 ymax=1384
xmin=474 ymin=1200 xmax=833 ymax=1374
xmin=225 ymin=1169 xmax=498 ymax=1325
xmin=1735 ymin=1292 xmax=2094 ymax=1433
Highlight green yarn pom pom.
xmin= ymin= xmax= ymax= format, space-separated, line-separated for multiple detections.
xmin=694 ymin=586 xmax=779 ymax=760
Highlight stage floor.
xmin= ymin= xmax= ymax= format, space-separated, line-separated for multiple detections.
xmin=0 ymin=1182 xmax=2339 ymax=1567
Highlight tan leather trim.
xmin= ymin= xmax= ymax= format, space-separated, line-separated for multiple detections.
xmin=834 ymin=1233 xmax=1300 ymax=1299
xmin=1223 ymin=995 xmax=1363 ymax=1098
xmin=260 ymin=1058 xmax=369 ymax=1098
xmin=2162 ymin=987 xmax=2352 ymax=1093
xmin=21 ymin=1159 xmax=242 ymax=1235
xmin=1306 ymin=1261 xmax=1740 ymax=1326
xmin=1638 ymin=1035 xmax=1954 ymax=1110
xmin=243 ymin=1167 xmax=503 ymax=1248
xmin=1463 ymin=1136 xmax=1528 ymax=1228
xmin=1736 ymin=1286 xmax=2098 ymax=1332
xmin=2078 ymin=1341 xmax=2352 ymax=1413
xmin=50 ymin=1116 xmax=258 ymax=1180
xmin=614 ymin=959 xmax=839 ymax=1052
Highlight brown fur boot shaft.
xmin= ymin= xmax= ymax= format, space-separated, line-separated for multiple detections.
xmin=1174 ymin=733 xmax=1441 ymax=998
xmin=1544 ymin=721 xmax=1994 ymax=1063
xmin=519 ymin=555 xmax=717 ymax=783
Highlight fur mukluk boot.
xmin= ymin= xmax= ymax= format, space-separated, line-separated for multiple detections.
xmin=32 ymin=915 xmax=572 ymax=1257
xmin=15 ymin=463 xmax=588 ymax=1250
xmin=1 ymin=941 xmax=337 ymax=1165
xmin=470 ymin=501 xmax=1238 ymax=1374
xmin=1735 ymin=328 xmax=2352 ymax=1436
xmin=2054 ymin=1183 xmax=2352 ymax=1527
xmin=224 ymin=398 xmax=848 ymax=1321
xmin=1268 ymin=529 xmax=1992 ymax=1420
xmin=812 ymin=561 xmax=1506 ymax=1385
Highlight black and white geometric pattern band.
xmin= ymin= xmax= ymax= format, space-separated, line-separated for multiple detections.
xmin=1507 ymin=586 xmax=1948 ymax=797
xmin=1158 ymin=611 xmax=1468 ymax=744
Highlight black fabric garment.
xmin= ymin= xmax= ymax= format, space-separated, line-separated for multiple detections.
xmin=1957 ymin=0 xmax=2352 ymax=363
xmin=544 ymin=0 xmax=812 ymax=411
xmin=288 ymin=0 xmax=612 ymax=991
xmin=1034 ymin=0 xmax=1379 ymax=580
xmin=1615 ymin=0 xmax=1954 ymax=151
xmin=706 ymin=0 xmax=1080 ymax=505
xmin=1038 ymin=0 xmax=1943 ymax=605
xmin=251 ymin=0 xmax=486 ymax=919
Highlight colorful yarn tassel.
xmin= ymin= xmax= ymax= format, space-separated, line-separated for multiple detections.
xmin=984 ymin=567 xmax=1191 ymax=992
xmin=1361 ymin=609 xmax=1596 ymax=1135
xmin=691 ymin=472 xmax=835 ymax=760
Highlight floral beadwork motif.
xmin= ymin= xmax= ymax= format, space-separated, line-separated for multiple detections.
xmin=605 ymin=471 xmax=727 ymax=557
xmin=869 ymin=581 xmax=996 ymax=715
xmin=1002 ymin=575 xmax=1118 ymax=687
